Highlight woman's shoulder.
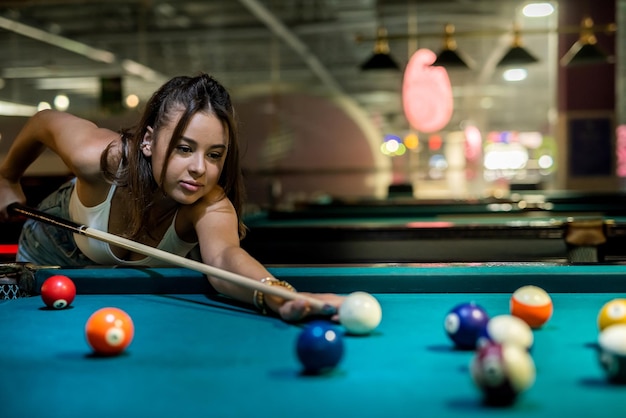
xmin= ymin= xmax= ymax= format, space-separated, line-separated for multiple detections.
xmin=185 ymin=187 xmax=234 ymax=219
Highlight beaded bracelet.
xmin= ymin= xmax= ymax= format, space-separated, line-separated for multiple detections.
xmin=253 ymin=277 xmax=297 ymax=315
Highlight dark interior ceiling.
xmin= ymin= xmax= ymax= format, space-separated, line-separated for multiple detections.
xmin=0 ymin=1 xmax=613 ymax=134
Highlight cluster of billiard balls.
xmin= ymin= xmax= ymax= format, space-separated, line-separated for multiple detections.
xmin=40 ymin=274 xmax=134 ymax=356
xmin=445 ymin=286 xmax=626 ymax=406
xmin=41 ymin=275 xmax=383 ymax=366
xmin=596 ymin=298 xmax=626 ymax=383
xmin=444 ymin=285 xmax=552 ymax=406
xmin=297 ymin=291 xmax=382 ymax=374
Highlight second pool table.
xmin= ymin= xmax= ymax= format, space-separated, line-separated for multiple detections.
xmin=242 ymin=211 xmax=626 ymax=264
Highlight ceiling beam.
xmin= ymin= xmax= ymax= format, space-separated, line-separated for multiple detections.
xmin=0 ymin=15 xmax=166 ymax=82
xmin=0 ymin=16 xmax=115 ymax=64
xmin=237 ymin=0 xmax=344 ymax=95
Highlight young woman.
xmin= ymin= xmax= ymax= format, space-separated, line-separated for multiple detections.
xmin=0 ymin=73 xmax=342 ymax=321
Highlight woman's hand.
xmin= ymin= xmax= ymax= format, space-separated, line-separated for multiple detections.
xmin=274 ymin=292 xmax=345 ymax=322
xmin=0 ymin=175 xmax=26 ymax=221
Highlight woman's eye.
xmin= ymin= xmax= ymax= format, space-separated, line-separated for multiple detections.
xmin=177 ymin=145 xmax=192 ymax=153
xmin=208 ymin=152 xmax=223 ymax=160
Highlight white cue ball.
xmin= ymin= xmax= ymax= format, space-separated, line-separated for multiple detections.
xmin=479 ymin=314 xmax=534 ymax=351
xmin=598 ymin=324 xmax=626 ymax=383
xmin=338 ymin=291 xmax=382 ymax=335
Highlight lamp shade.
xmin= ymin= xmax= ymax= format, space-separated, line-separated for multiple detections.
xmin=360 ymin=27 xmax=400 ymax=71
xmin=560 ymin=17 xmax=611 ymax=67
xmin=432 ymin=23 xmax=472 ymax=69
xmin=433 ymin=48 xmax=471 ymax=68
xmin=497 ymin=45 xmax=539 ymax=67
xmin=560 ymin=42 xmax=609 ymax=66
xmin=360 ymin=52 xmax=400 ymax=70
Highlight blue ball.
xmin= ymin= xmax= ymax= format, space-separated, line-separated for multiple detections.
xmin=444 ymin=302 xmax=490 ymax=349
xmin=296 ymin=321 xmax=344 ymax=374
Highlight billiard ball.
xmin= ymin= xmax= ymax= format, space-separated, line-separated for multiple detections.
xmin=597 ymin=299 xmax=626 ymax=332
xmin=40 ymin=275 xmax=76 ymax=309
xmin=470 ymin=341 xmax=536 ymax=405
xmin=85 ymin=307 xmax=134 ymax=356
xmin=478 ymin=314 xmax=534 ymax=351
xmin=338 ymin=291 xmax=382 ymax=335
xmin=444 ymin=302 xmax=490 ymax=349
xmin=296 ymin=321 xmax=344 ymax=374
xmin=597 ymin=324 xmax=626 ymax=383
xmin=510 ymin=285 xmax=553 ymax=329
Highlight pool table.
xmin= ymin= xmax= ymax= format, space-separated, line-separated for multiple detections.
xmin=284 ymin=190 xmax=626 ymax=218
xmin=1 ymin=263 xmax=626 ymax=418
xmin=241 ymin=211 xmax=626 ymax=264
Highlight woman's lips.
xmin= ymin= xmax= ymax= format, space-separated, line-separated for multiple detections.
xmin=180 ymin=181 xmax=202 ymax=192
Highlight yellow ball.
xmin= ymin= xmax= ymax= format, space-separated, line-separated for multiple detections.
xmin=598 ymin=299 xmax=626 ymax=332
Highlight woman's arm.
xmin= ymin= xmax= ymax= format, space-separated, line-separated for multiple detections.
xmin=1 ymin=110 xmax=116 ymax=181
xmin=191 ymin=196 xmax=342 ymax=321
xmin=0 ymin=110 xmax=119 ymax=217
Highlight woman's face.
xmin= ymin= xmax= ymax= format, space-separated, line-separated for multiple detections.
xmin=142 ymin=111 xmax=228 ymax=204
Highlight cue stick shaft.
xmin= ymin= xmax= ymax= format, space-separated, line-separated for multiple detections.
xmin=8 ymin=203 xmax=336 ymax=315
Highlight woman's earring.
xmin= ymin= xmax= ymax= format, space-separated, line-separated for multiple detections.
xmin=141 ymin=140 xmax=151 ymax=151
xmin=142 ymin=127 xmax=153 ymax=154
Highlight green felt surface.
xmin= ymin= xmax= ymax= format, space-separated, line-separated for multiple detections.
xmin=0 ymin=291 xmax=624 ymax=418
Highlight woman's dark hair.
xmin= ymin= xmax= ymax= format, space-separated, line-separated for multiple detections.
xmin=101 ymin=73 xmax=246 ymax=240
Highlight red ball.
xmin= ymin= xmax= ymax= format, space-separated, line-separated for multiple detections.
xmin=40 ymin=275 xmax=76 ymax=309
xmin=85 ymin=307 xmax=134 ymax=356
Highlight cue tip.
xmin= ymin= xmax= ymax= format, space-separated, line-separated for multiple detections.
xmin=321 ymin=304 xmax=338 ymax=316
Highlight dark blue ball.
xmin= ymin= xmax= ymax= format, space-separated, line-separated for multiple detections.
xmin=296 ymin=321 xmax=344 ymax=373
xmin=444 ymin=302 xmax=490 ymax=349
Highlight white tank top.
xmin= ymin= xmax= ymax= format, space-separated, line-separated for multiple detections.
xmin=68 ymin=183 xmax=197 ymax=265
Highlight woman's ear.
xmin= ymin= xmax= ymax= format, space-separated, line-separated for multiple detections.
xmin=141 ymin=127 xmax=154 ymax=157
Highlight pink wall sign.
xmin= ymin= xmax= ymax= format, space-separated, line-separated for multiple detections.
xmin=402 ymin=48 xmax=454 ymax=133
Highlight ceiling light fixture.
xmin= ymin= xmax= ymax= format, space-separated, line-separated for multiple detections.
xmin=360 ymin=27 xmax=400 ymax=71
xmin=522 ymin=2 xmax=555 ymax=18
xmin=560 ymin=16 xmax=610 ymax=66
xmin=433 ymin=24 xmax=473 ymax=69
xmin=497 ymin=23 xmax=539 ymax=67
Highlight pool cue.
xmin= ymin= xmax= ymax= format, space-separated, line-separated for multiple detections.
xmin=8 ymin=203 xmax=337 ymax=315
